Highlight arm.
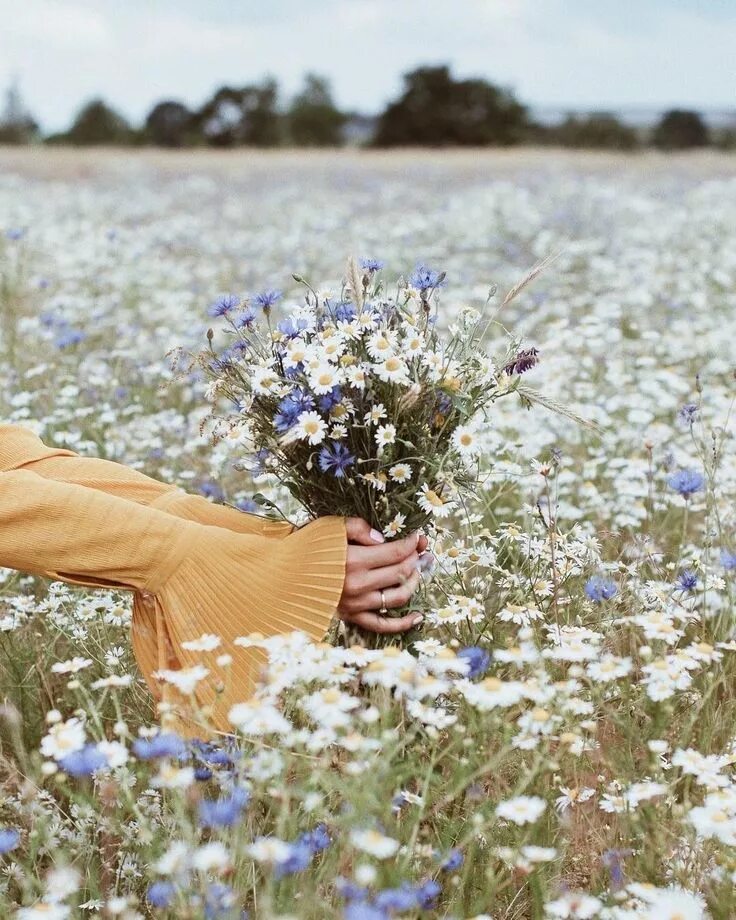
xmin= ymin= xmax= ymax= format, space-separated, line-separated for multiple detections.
xmin=0 ymin=422 xmax=293 ymax=537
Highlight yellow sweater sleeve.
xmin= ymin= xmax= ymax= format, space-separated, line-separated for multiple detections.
xmin=0 ymin=425 xmax=347 ymax=738
xmin=0 ymin=422 xmax=294 ymax=537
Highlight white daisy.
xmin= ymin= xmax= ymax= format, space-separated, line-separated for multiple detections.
xmin=374 ymin=355 xmax=410 ymax=384
xmin=383 ymin=513 xmax=406 ymax=537
xmin=451 ymin=423 xmax=481 ymax=458
xmin=366 ymin=329 xmax=398 ymax=360
xmin=417 ymin=482 xmax=456 ymax=518
xmin=389 ymin=462 xmax=412 ymax=482
xmin=496 ymin=795 xmax=546 ymax=825
xmin=293 ymin=410 xmax=328 ymax=445
xmin=375 ymin=423 xmax=397 ymax=449
xmin=308 ymin=362 xmax=342 ymax=394
xmin=350 ymin=829 xmax=400 ymax=859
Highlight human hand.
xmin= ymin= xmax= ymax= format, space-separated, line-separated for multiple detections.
xmin=337 ymin=517 xmax=430 ymax=634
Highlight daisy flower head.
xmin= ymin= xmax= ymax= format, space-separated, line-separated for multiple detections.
xmin=365 ymin=403 xmax=387 ymax=424
xmin=367 ymin=328 xmax=398 ymax=361
xmin=496 ymin=795 xmax=546 ymax=826
xmin=294 ymin=411 xmax=328 ymax=445
xmin=383 ymin=512 xmax=406 ymax=537
xmin=417 ymin=482 xmax=456 ymax=519
xmin=308 ymin=362 xmax=343 ymax=395
xmin=389 ymin=462 xmax=412 ymax=483
xmin=451 ymin=423 xmax=481 ymax=459
xmin=375 ymin=424 xmax=397 ymax=450
xmin=374 ymin=355 xmax=411 ymax=385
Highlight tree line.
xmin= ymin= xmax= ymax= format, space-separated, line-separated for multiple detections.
xmin=1 ymin=66 xmax=733 ymax=151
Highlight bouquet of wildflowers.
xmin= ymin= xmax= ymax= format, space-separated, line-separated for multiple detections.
xmin=196 ymin=257 xmax=547 ymax=642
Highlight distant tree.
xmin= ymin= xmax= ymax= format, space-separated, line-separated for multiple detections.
xmin=553 ymin=113 xmax=639 ymax=150
xmin=286 ymin=74 xmax=346 ymax=146
xmin=652 ymin=109 xmax=709 ymax=150
xmin=62 ymin=98 xmax=132 ymax=145
xmin=0 ymin=79 xmax=39 ymax=144
xmin=144 ymin=100 xmax=194 ymax=147
xmin=195 ymin=80 xmax=281 ymax=147
xmin=373 ymin=65 xmax=528 ymax=147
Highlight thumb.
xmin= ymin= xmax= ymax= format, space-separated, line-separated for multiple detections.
xmin=345 ymin=517 xmax=385 ymax=545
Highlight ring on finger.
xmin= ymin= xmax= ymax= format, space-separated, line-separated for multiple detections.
xmin=379 ymin=589 xmax=388 ymax=613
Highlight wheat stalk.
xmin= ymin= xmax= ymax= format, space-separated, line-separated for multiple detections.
xmin=346 ymin=255 xmax=365 ymax=310
xmin=516 ymin=384 xmax=602 ymax=433
xmin=502 ymin=251 xmax=563 ymax=308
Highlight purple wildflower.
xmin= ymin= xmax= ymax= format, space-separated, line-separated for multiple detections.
xmin=318 ymin=442 xmax=355 ymax=478
xmin=668 ymin=469 xmax=705 ymax=498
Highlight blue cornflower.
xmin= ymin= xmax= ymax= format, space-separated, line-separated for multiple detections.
xmin=236 ymin=497 xmax=259 ymax=514
xmin=203 ymin=882 xmax=236 ymax=919
xmin=436 ymin=393 xmax=453 ymax=414
xmin=439 ymin=848 xmax=463 ymax=871
xmin=375 ymin=884 xmax=417 ymax=912
xmin=336 ymin=879 xmax=368 ymax=902
xmin=0 ymin=829 xmax=20 ymax=854
xmin=273 ymin=390 xmax=314 ymax=433
xmin=668 ymin=468 xmax=705 ymax=498
xmin=199 ymin=481 xmax=225 ymax=502
xmin=721 ymin=550 xmax=736 ymax=571
xmin=360 ymin=258 xmax=384 ymax=272
xmin=6 ymin=228 xmax=24 ymax=241
xmin=299 ymin=823 xmax=331 ymax=853
xmin=318 ymin=442 xmax=355 ymax=478
xmin=133 ymin=732 xmax=187 ymax=760
xmin=457 ymin=646 xmax=491 ymax=679
xmin=415 ymin=879 xmax=441 ymax=909
xmin=147 ymin=881 xmax=177 ymax=908
xmin=677 ymin=403 xmax=699 ymax=426
xmin=234 ymin=306 xmax=258 ymax=328
xmin=585 ymin=576 xmax=618 ymax=602
xmin=208 ymin=293 xmax=240 ymax=317
xmin=334 ymin=301 xmax=357 ymax=322
xmin=677 ymin=570 xmax=698 ymax=592
xmin=409 ymin=264 xmax=445 ymax=292
xmin=59 ymin=743 xmax=107 ymax=777
xmin=198 ymin=787 xmax=249 ymax=829
xmin=274 ymin=842 xmax=313 ymax=878
xmin=277 ymin=315 xmax=310 ymax=338
xmin=344 ymin=904 xmax=387 ymax=920
xmin=55 ymin=328 xmax=86 ymax=349
xmin=254 ymin=289 xmax=282 ymax=309
xmin=318 ymin=386 xmax=343 ymax=413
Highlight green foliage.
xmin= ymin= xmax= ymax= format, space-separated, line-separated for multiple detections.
xmin=0 ymin=80 xmax=39 ymax=145
xmin=194 ymin=80 xmax=282 ymax=147
xmin=373 ymin=65 xmax=529 ymax=147
xmin=549 ymin=113 xmax=640 ymax=150
xmin=144 ymin=99 xmax=195 ymax=148
xmin=60 ymin=98 xmax=133 ymax=146
xmin=652 ymin=109 xmax=710 ymax=150
xmin=286 ymin=74 xmax=346 ymax=147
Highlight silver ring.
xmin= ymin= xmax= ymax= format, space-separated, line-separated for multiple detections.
xmin=379 ymin=590 xmax=388 ymax=614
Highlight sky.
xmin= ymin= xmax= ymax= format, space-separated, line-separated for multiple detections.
xmin=1 ymin=0 xmax=735 ymax=132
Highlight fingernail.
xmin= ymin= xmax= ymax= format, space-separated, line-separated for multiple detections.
xmin=412 ymin=614 xmax=424 ymax=626
xmin=369 ymin=528 xmax=385 ymax=543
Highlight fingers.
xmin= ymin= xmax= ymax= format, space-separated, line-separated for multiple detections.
xmin=344 ymin=517 xmax=386 ymax=546
xmin=339 ymin=570 xmax=421 ymax=615
xmin=347 ymin=530 xmax=423 ymax=570
xmin=344 ymin=609 xmax=424 ymax=635
xmin=349 ymin=552 xmax=420 ymax=593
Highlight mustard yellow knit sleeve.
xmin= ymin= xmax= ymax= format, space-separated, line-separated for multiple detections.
xmin=0 ymin=464 xmax=347 ymax=737
xmin=0 ymin=422 xmax=293 ymax=538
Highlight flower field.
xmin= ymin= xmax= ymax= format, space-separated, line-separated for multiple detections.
xmin=1 ymin=147 xmax=736 ymax=919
